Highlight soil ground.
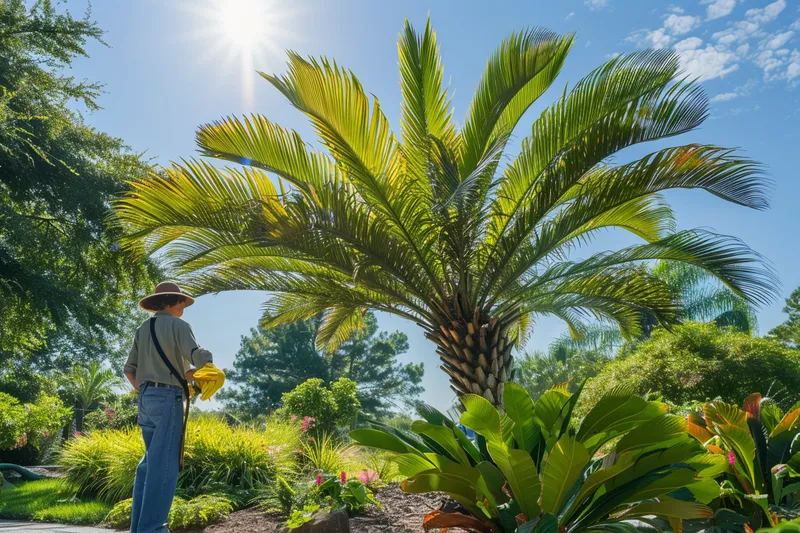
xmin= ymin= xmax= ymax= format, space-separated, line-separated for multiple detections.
xmin=203 ymin=484 xmax=449 ymax=533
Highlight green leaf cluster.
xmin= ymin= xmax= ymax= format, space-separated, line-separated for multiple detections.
xmin=351 ymin=383 xmax=722 ymax=532
xmin=687 ymin=393 xmax=800 ymax=527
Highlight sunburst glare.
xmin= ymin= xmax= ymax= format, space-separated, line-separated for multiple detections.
xmin=180 ymin=0 xmax=300 ymax=106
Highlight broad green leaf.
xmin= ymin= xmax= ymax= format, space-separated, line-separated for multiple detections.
xmin=615 ymin=415 xmax=688 ymax=454
xmin=760 ymin=402 xmax=783 ymax=435
xmin=770 ymin=408 xmax=800 ymax=439
xmin=411 ymin=421 xmax=471 ymax=465
xmin=541 ymin=435 xmax=590 ymax=514
xmin=487 ymin=440 xmax=541 ymax=520
xmin=686 ymin=478 xmax=723 ymax=504
xmin=349 ymin=428 xmax=421 ymax=455
xmin=535 ymin=388 xmax=571 ymax=436
xmin=635 ymin=468 xmax=699 ymax=500
xmin=475 ymin=461 xmax=509 ymax=512
xmin=504 ymin=382 xmax=540 ymax=453
xmin=568 ymin=453 xmax=638 ymax=521
xmin=453 ymin=425 xmax=482 ymax=465
xmin=622 ymin=497 xmax=712 ymax=519
xmin=713 ymin=421 xmax=760 ymax=492
xmin=422 ymin=453 xmax=481 ymax=485
xmin=578 ymin=386 xmax=667 ymax=451
xmin=460 ymin=394 xmax=502 ymax=442
xmin=391 ymin=453 xmax=436 ymax=478
xmin=401 ymin=472 xmax=482 ymax=517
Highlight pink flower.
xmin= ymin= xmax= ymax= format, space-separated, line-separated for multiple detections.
xmin=290 ymin=415 xmax=297 ymax=422
xmin=358 ymin=469 xmax=378 ymax=484
xmin=75 ymin=431 xmax=81 ymax=437
xmin=728 ymin=451 xmax=736 ymax=466
xmin=340 ymin=471 xmax=346 ymax=485
xmin=315 ymin=474 xmax=323 ymax=486
xmin=308 ymin=437 xmax=315 ymax=443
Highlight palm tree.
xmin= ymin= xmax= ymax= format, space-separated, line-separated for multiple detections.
xmin=65 ymin=361 xmax=119 ymax=433
xmin=550 ymin=260 xmax=760 ymax=354
xmin=113 ymin=20 xmax=777 ymax=408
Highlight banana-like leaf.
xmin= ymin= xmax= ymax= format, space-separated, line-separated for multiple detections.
xmin=621 ymin=497 xmax=712 ymax=519
xmin=349 ymin=428 xmax=423 ymax=455
xmin=475 ymin=461 xmax=509 ymax=512
xmin=686 ymin=477 xmax=723 ymax=504
xmin=770 ymin=409 xmax=800 ymax=438
xmin=504 ymin=382 xmax=541 ymax=453
xmin=616 ymin=415 xmax=688 ymax=454
xmin=391 ymin=453 xmax=437 ymax=478
xmin=577 ymin=386 xmax=667 ymax=451
xmin=541 ymin=435 xmax=590 ymax=514
xmin=535 ymin=387 xmax=571 ymax=436
xmin=487 ymin=440 xmax=542 ymax=520
xmin=461 ymin=393 xmax=503 ymax=442
xmin=402 ymin=472 xmax=482 ymax=517
xmin=412 ymin=420 xmax=472 ymax=465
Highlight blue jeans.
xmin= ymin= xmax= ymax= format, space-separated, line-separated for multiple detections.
xmin=130 ymin=382 xmax=184 ymax=533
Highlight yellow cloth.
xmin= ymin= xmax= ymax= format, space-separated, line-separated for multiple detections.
xmin=192 ymin=363 xmax=225 ymax=401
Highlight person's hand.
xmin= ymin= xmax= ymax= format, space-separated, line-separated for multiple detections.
xmin=192 ymin=363 xmax=225 ymax=401
xmin=185 ymin=369 xmax=197 ymax=382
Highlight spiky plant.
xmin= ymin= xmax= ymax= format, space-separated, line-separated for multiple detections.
xmin=113 ymin=20 xmax=776 ymax=408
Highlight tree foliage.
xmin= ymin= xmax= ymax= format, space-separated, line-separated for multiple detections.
xmin=219 ymin=312 xmax=424 ymax=419
xmin=114 ymin=18 xmax=777 ymax=406
xmin=769 ymin=287 xmax=800 ymax=349
xmin=0 ymin=0 xmax=158 ymax=366
xmin=581 ymin=322 xmax=800 ymax=411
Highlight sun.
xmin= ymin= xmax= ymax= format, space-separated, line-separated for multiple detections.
xmin=219 ymin=0 xmax=268 ymax=52
xmin=180 ymin=0 xmax=299 ymax=105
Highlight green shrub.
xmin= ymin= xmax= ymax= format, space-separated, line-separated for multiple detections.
xmin=581 ymin=322 xmax=800 ymax=412
xmin=83 ymin=392 xmax=138 ymax=432
xmin=59 ymin=414 xmax=300 ymax=502
xmin=0 ymin=392 xmax=71 ymax=452
xmin=104 ymin=495 xmax=233 ymax=530
xmin=281 ymin=378 xmax=360 ymax=431
xmin=0 ymin=479 xmax=112 ymax=525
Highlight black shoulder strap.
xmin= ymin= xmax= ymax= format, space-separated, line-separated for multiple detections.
xmin=149 ymin=317 xmax=189 ymax=393
xmin=149 ymin=316 xmax=190 ymax=470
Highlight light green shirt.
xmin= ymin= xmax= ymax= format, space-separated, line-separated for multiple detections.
xmin=123 ymin=311 xmax=213 ymax=389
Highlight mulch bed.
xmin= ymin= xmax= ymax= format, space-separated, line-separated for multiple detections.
xmin=203 ymin=484 xmax=450 ymax=533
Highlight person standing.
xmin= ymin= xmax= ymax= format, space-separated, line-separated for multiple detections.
xmin=123 ymin=282 xmax=225 ymax=533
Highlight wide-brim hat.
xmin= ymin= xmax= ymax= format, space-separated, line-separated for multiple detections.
xmin=139 ymin=282 xmax=196 ymax=311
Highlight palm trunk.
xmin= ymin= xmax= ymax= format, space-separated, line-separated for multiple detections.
xmin=427 ymin=306 xmax=515 ymax=409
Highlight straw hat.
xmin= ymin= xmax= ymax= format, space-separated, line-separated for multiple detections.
xmin=138 ymin=282 xmax=196 ymax=311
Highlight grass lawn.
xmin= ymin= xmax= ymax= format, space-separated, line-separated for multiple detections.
xmin=0 ymin=478 xmax=111 ymax=525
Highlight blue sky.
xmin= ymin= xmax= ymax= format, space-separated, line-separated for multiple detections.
xmin=69 ymin=0 xmax=800 ymax=412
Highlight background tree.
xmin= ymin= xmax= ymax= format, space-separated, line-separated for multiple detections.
xmin=62 ymin=361 xmax=120 ymax=434
xmin=550 ymin=260 xmax=757 ymax=354
xmin=769 ymin=287 xmax=800 ymax=349
xmin=219 ymin=312 xmax=424 ymax=419
xmin=515 ymin=347 xmax=609 ymax=400
xmin=0 ymin=0 xmax=158 ymax=369
xmin=115 ymin=20 xmax=777 ymax=407
xmin=579 ymin=322 xmax=800 ymax=412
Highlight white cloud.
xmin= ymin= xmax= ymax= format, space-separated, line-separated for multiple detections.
xmin=711 ymin=92 xmax=739 ymax=102
xmin=776 ymin=48 xmax=790 ymax=57
xmin=791 ymin=19 xmax=800 ymax=31
xmin=565 ymin=12 xmax=576 ymax=20
xmin=664 ymin=14 xmax=702 ymax=35
xmin=628 ymin=28 xmax=673 ymax=48
xmin=585 ymin=40 xmax=593 ymax=48
xmin=763 ymin=31 xmax=794 ymax=50
xmin=787 ymin=51 xmax=800 ymax=81
xmin=676 ymin=38 xmax=740 ymax=81
xmin=744 ymin=0 xmax=785 ymax=25
xmin=736 ymin=43 xmax=750 ymax=55
xmin=675 ymin=36 xmax=704 ymax=52
xmin=668 ymin=5 xmax=685 ymax=14
xmin=605 ymin=52 xmax=622 ymax=59
xmin=584 ymin=0 xmax=608 ymax=10
xmin=703 ymin=0 xmax=737 ymax=21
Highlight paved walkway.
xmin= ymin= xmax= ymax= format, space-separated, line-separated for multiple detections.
xmin=0 ymin=521 xmax=112 ymax=532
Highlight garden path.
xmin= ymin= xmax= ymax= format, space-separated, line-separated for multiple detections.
xmin=0 ymin=521 xmax=114 ymax=532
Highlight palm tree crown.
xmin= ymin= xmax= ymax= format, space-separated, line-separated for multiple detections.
xmin=114 ymin=20 xmax=776 ymax=407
